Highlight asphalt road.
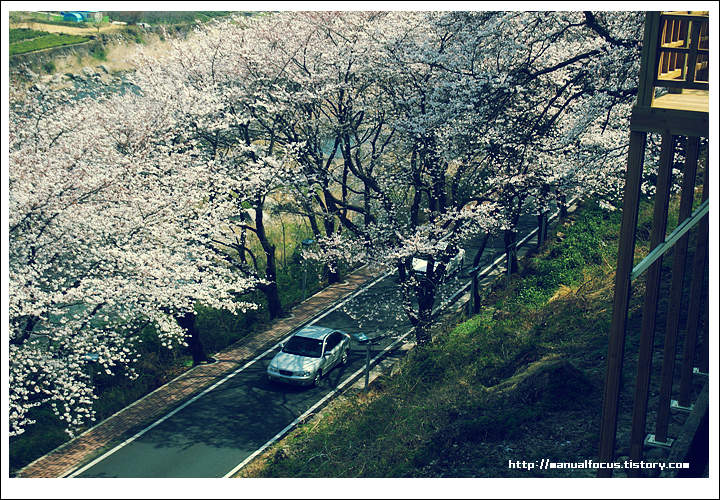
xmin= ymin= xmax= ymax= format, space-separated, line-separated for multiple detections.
xmin=69 ymin=204 xmax=552 ymax=478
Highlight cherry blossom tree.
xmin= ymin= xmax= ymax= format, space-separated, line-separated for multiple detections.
xmin=372 ymin=11 xmax=645 ymax=271
xmin=296 ymin=11 xmax=646 ymax=343
xmin=142 ymin=10 xmax=645 ymax=346
xmin=8 ymin=85 xmax=259 ymax=436
xmin=212 ymin=11 xmax=502 ymax=344
xmin=7 ymin=9 xmax=656 ymax=439
xmin=128 ymin=17 xmax=316 ymax=318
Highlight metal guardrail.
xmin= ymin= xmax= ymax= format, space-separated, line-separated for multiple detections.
xmin=437 ymin=197 xmax=578 ymax=317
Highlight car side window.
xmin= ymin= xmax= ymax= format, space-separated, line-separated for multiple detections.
xmin=326 ymin=332 xmax=340 ymax=352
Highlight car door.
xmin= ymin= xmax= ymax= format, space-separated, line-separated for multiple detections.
xmin=323 ymin=332 xmax=341 ymax=369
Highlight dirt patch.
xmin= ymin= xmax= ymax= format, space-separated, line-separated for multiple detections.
xmin=14 ymin=22 xmax=125 ymax=35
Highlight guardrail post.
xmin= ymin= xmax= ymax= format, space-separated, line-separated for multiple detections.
xmin=558 ymin=194 xmax=567 ymax=219
xmin=537 ymin=210 xmax=549 ymax=247
xmin=469 ymin=266 xmax=480 ymax=317
xmin=364 ymin=341 xmax=371 ymax=392
xmin=505 ymin=241 xmax=517 ymax=286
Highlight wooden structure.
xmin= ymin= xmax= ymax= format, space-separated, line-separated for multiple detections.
xmin=597 ymin=11 xmax=709 ymax=478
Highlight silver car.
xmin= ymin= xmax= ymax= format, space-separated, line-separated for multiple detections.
xmin=267 ymin=326 xmax=351 ymax=387
xmin=412 ymin=243 xmax=465 ymax=279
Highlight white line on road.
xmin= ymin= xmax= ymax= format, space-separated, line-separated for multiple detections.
xmin=65 ymin=199 xmax=576 ymax=478
xmin=63 ymin=266 xmax=394 ymax=478
xmin=223 ymin=325 xmax=416 ymax=477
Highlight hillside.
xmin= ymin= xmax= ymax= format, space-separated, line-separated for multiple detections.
xmin=236 ymin=194 xmax=708 ymax=479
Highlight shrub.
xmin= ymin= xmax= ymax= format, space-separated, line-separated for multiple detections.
xmin=90 ymin=45 xmax=107 ymax=61
xmin=43 ymin=60 xmax=56 ymax=74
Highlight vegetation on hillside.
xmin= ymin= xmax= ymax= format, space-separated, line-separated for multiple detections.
xmin=236 ymin=184 xmax=707 ymax=478
xmin=106 ymin=11 xmax=240 ymax=25
xmin=9 ymin=29 xmax=87 ymax=55
xmin=10 ymin=28 xmax=51 ymax=44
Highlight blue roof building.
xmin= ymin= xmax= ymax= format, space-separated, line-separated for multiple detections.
xmin=63 ymin=12 xmax=83 ymax=22
xmin=63 ymin=11 xmax=104 ymax=22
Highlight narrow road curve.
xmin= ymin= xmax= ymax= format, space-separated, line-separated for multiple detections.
xmin=68 ymin=204 xmax=554 ymax=477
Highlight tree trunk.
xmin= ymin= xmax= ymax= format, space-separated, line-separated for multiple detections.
xmin=10 ymin=315 xmax=40 ymax=345
xmin=255 ymin=201 xmax=284 ymax=319
xmin=472 ymin=231 xmax=492 ymax=270
xmin=504 ymin=230 xmax=519 ymax=275
xmin=323 ymin=214 xmax=341 ymax=285
xmin=176 ymin=312 xmax=210 ymax=365
xmin=414 ymin=278 xmax=436 ymax=346
xmin=327 ymin=262 xmax=340 ymax=285
xmin=397 ymin=259 xmax=408 ymax=283
xmin=259 ymin=281 xmax=283 ymax=319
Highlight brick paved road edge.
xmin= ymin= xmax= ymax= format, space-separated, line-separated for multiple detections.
xmin=16 ymin=266 xmax=378 ymax=478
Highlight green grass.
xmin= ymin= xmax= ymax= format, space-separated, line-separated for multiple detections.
xmin=10 ymin=28 xmax=50 ymax=44
xmin=9 ymin=32 xmax=88 ymax=55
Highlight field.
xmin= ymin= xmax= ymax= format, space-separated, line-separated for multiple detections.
xmin=9 ymin=29 xmax=88 ymax=55
xmin=12 ymin=21 xmax=124 ymax=35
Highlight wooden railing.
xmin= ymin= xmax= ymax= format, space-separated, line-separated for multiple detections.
xmin=597 ymin=11 xmax=710 ymax=478
xmin=655 ymin=12 xmax=709 ymax=89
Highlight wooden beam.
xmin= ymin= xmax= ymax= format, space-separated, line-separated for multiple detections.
xmin=654 ymin=80 xmax=710 ymax=90
xmin=677 ymin=231 xmax=708 ymax=407
xmin=637 ymin=12 xmax=661 ymax=108
xmin=677 ymin=168 xmax=709 ymax=407
xmin=630 ymin=106 xmax=709 ymax=137
xmin=685 ymin=20 xmax=703 ymax=84
xmin=597 ymin=131 xmax=647 ymax=477
xmin=627 ymin=134 xmax=675 ymax=477
xmin=698 ymin=307 xmax=709 ymax=375
xmin=661 ymin=13 xmax=710 ymax=22
xmin=654 ymin=136 xmax=700 ymax=444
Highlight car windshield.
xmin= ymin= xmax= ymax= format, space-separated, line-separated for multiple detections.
xmin=283 ymin=335 xmax=323 ymax=358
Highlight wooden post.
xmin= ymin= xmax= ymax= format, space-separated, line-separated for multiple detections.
xmin=654 ymin=136 xmax=699 ymax=443
xmin=626 ymin=134 xmax=675 ymax=476
xmin=597 ymin=131 xmax=647 ymax=477
xmin=469 ymin=267 xmax=479 ymax=317
xmin=677 ymin=220 xmax=708 ymax=407
xmin=637 ymin=12 xmax=662 ymax=108
xmin=677 ymin=167 xmax=709 ymax=407
xmin=697 ymin=306 xmax=709 ymax=375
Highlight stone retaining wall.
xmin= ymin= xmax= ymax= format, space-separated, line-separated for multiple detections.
xmin=10 ymin=39 xmax=100 ymax=72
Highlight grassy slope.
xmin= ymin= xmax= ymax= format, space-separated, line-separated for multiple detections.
xmin=237 ymin=189 xmax=707 ymax=478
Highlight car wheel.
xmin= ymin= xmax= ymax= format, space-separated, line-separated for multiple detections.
xmin=312 ymin=370 xmax=322 ymax=387
xmin=341 ymin=349 xmax=349 ymax=365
